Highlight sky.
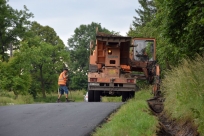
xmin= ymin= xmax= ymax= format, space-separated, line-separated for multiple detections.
xmin=8 ymin=0 xmax=140 ymax=45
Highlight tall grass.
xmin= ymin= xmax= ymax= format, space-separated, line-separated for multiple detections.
xmin=162 ymin=55 xmax=204 ymax=135
xmin=34 ymin=90 xmax=85 ymax=103
xmin=0 ymin=90 xmax=85 ymax=105
xmin=92 ymin=89 xmax=158 ymax=136
xmin=0 ymin=91 xmax=34 ymax=105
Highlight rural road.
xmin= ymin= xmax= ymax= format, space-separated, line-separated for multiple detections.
xmin=0 ymin=102 xmax=123 ymax=136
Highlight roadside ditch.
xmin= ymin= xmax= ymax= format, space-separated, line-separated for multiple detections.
xmin=148 ymin=98 xmax=199 ymax=136
xmin=156 ymin=112 xmax=198 ymax=136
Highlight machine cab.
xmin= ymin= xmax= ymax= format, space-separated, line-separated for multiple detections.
xmin=132 ymin=38 xmax=156 ymax=61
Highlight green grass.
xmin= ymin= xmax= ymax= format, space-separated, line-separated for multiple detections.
xmin=162 ymin=55 xmax=204 ymax=135
xmin=0 ymin=91 xmax=34 ymax=105
xmin=92 ymin=90 xmax=158 ymax=136
xmin=34 ymin=90 xmax=85 ymax=103
xmin=102 ymin=96 xmax=122 ymax=102
xmin=0 ymin=90 xmax=85 ymax=105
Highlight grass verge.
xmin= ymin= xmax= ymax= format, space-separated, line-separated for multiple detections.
xmin=92 ymin=90 xmax=159 ymax=136
xmin=0 ymin=91 xmax=34 ymax=105
xmin=102 ymin=96 xmax=122 ymax=102
xmin=0 ymin=90 xmax=85 ymax=105
xmin=162 ymin=55 xmax=204 ymax=135
xmin=34 ymin=90 xmax=85 ymax=103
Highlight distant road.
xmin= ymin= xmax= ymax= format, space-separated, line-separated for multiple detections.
xmin=0 ymin=102 xmax=123 ymax=136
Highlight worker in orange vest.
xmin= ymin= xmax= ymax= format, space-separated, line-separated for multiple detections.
xmin=57 ymin=68 xmax=69 ymax=102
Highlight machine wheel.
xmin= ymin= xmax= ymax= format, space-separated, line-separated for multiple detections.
xmin=122 ymin=91 xmax=135 ymax=102
xmin=94 ymin=91 xmax=101 ymax=102
xmin=88 ymin=90 xmax=94 ymax=102
xmin=129 ymin=91 xmax=135 ymax=98
xmin=122 ymin=92 xmax=129 ymax=102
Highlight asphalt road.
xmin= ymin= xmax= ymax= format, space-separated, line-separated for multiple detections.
xmin=0 ymin=102 xmax=123 ymax=136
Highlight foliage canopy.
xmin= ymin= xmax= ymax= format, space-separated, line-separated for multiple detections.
xmin=0 ymin=0 xmax=33 ymax=61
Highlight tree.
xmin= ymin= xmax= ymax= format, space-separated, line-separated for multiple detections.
xmin=128 ymin=0 xmax=185 ymax=69
xmin=133 ymin=0 xmax=156 ymax=28
xmin=159 ymin=0 xmax=204 ymax=58
xmin=0 ymin=56 xmax=32 ymax=98
xmin=67 ymin=22 xmax=111 ymax=90
xmin=149 ymin=0 xmax=204 ymax=69
xmin=128 ymin=0 xmax=157 ymax=38
xmin=30 ymin=22 xmax=63 ymax=46
xmin=0 ymin=0 xmax=33 ymax=61
xmin=21 ymin=22 xmax=69 ymax=98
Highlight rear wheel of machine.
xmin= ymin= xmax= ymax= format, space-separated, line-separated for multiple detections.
xmin=94 ymin=91 xmax=101 ymax=102
xmin=122 ymin=91 xmax=135 ymax=102
xmin=88 ymin=90 xmax=94 ymax=102
xmin=129 ymin=91 xmax=135 ymax=98
xmin=122 ymin=92 xmax=129 ymax=102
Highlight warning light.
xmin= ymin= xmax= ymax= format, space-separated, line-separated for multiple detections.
xmin=127 ymin=79 xmax=134 ymax=83
xmin=108 ymin=49 xmax=112 ymax=55
xmin=90 ymin=78 xmax=97 ymax=82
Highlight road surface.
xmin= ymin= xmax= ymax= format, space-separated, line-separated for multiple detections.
xmin=0 ymin=102 xmax=123 ymax=136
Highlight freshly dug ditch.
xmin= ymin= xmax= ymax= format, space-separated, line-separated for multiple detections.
xmin=147 ymin=98 xmax=199 ymax=136
xmin=156 ymin=112 xmax=199 ymax=136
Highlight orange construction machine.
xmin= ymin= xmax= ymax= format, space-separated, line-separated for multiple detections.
xmin=88 ymin=32 xmax=161 ymax=103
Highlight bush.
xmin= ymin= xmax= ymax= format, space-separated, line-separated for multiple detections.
xmin=17 ymin=95 xmax=34 ymax=104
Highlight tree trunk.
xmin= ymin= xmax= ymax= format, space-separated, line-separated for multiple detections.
xmin=9 ymin=43 xmax=13 ymax=57
xmin=0 ymin=34 xmax=6 ymax=61
xmin=40 ymin=65 xmax=46 ymax=98
xmin=13 ymin=91 xmax=18 ymax=99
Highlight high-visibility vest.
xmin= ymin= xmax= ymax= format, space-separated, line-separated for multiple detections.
xmin=58 ymin=72 xmax=67 ymax=85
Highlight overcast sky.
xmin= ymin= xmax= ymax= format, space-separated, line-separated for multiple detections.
xmin=8 ymin=0 xmax=140 ymax=45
